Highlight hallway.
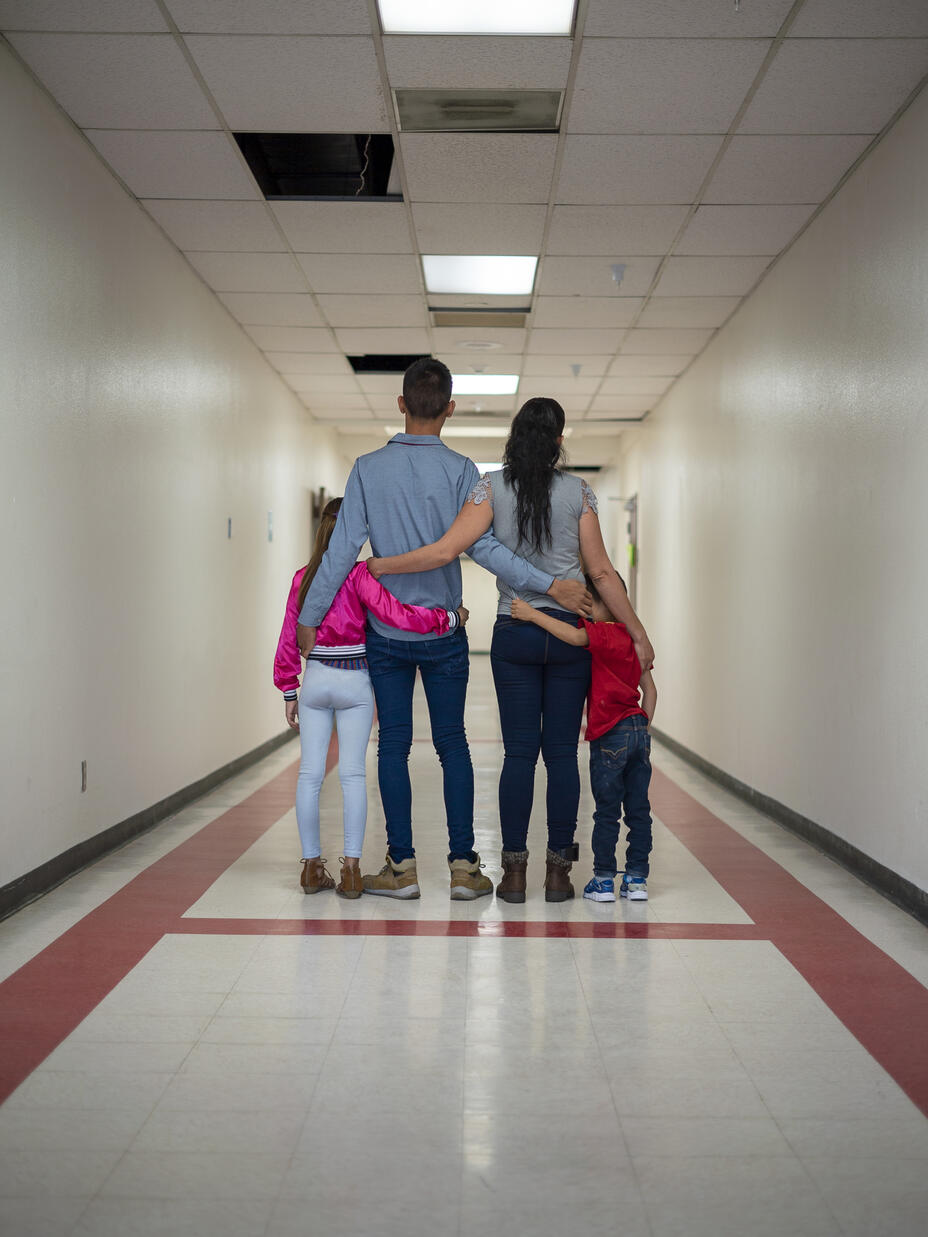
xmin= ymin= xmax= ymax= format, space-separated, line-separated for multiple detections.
xmin=2 ymin=662 xmax=927 ymax=1237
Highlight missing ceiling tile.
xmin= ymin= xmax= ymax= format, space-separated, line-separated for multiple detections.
xmin=234 ymin=133 xmax=401 ymax=200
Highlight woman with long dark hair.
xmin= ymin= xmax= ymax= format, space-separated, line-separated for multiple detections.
xmin=368 ymin=397 xmax=653 ymax=902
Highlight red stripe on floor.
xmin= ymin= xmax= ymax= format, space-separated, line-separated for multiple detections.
xmin=176 ymin=917 xmax=765 ymax=940
xmin=649 ymin=767 xmax=928 ymax=1116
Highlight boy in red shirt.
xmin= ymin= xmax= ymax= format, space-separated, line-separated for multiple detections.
xmin=510 ymin=578 xmax=657 ymax=902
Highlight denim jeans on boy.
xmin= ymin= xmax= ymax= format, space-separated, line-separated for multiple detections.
xmin=490 ymin=611 xmax=591 ymax=853
xmin=366 ymin=627 xmax=474 ymax=863
xmin=589 ymin=714 xmax=652 ymax=877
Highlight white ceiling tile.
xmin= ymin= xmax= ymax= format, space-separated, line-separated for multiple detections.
xmin=185 ymin=251 xmax=306 ymax=292
xmin=356 ymin=374 xmax=409 ymax=394
xmin=383 ymin=35 xmax=572 ymax=89
xmin=638 ymin=297 xmax=741 ymax=328
xmin=281 ymin=374 xmax=363 ymax=394
xmin=366 ymin=395 xmax=405 ymax=411
xmin=167 ymin=1 xmax=372 ymax=34
xmin=790 ymin=0 xmax=928 ymax=38
xmin=527 ymin=329 xmax=624 ymax=355
xmin=274 ymin=202 xmax=413 ymax=254
xmin=521 ymin=356 xmax=612 ymax=377
xmin=655 ymin=254 xmax=774 ymax=295
xmin=588 ymin=395 xmax=655 ymax=416
xmin=217 ymin=292 xmax=323 ymax=326
xmin=584 ymin=0 xmax=795 ymax=37
xmin=401 ymin=134 xmax=558 ymax=204
xmin=6 ymin=33 xmax=216 ymax=127
xmin=532 ymin=298 xmax=642 ymax=329
xmin=556 ymin=136 xmax=722 ymax=204
xmin=0 ymin=1 xmax=167 ymax=30
xmin=677 ymin=204 xmax=815 ymax=254
xmin=705 ymin=135 xmax=872 ymax=204
xmin=739 ymin=39 xmax=928 ymax=134
xmin=541 ymin=394 xmax=590 ymax=413
xmin=243 ymin=325 xmax=336 ymax=351
xmin=184 ymin=35 xmax=388 ymax=131
xmin=450 ymin=397 xmax=518 ymax=413
xmin=264 ymin=352 xmax=354 ymax=374
xmin=608 ymin=354 xmax=692 ymax=376
xmin=85 ymin=130 xmax=259 ymax=200
xmin=297 ymin=253 xmax=422 ymax=294
xmin=621 ymin=327 xmax=713 ymax=354
xmin=302 ymin=401 xmax=372 ymax=417
xmin=599 ymin=375 xmax=673 ymax=396
xmin=538 ymin=256 xmax=661 ymax=297
xmin=144 ymin=200 xmax=282 ymax=251
xmin=431 ymin=326 xmax=527 ymax=351
xmin=317 ymin=294 xmax=427 ymax=328
xmin=569 ymin=38 xmax=771 ymax=134
xmin=439 ymin=354 xmax=525 ymax=374
xmin=547 ymin=206 xmax=688 ymax=254
xmin=412 ymin=204 xmax=546 ymax=254
xmin=334 ymin=328 xmax=431 ymax=353
xmin=513 ymin=375 xmax=601 ymax=395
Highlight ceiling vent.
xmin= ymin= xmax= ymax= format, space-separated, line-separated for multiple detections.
xmin=394 ymin=89 xmax=563 ymax=132
xmin=347 ymin=353 xmax=429 ymax=374
xmin=431 ymin=309 xmax=528 ymax=328
xmin=233 ymin=133 xmax=401 ymax=200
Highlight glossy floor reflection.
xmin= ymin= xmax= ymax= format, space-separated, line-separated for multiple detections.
xmin=1 ymin=659 xmax=927 ymax=1237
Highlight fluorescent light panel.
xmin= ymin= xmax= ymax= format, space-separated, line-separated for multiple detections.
xmin=378 ymin=1 xmax=575 ymax=35
xmin=451 ymin=374 xmax=519 ymax=395
xmin=423 ymin=255 xmax=538 ymax=296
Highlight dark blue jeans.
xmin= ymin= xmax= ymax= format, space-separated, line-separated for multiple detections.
xmin=490 ymin=612 xmax=591 ymax=853
xmin=366 ymin=627 xmax=474 ymax=863
xmin=589 ymin=714 xmax=652 ymax=878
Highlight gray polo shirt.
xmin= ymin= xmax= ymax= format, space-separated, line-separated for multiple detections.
xmin=298 ymin=434 xmax=555 ymax=641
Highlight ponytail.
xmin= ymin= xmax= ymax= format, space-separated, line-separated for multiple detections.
xmin=296 ymin=497 xmax=342 ymax=612
xmin=502 ymin=397 xmax=566 ymax=551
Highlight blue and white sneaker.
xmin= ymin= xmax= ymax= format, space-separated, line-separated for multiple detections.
xmin=620 ymin=873 xmax=648 ymax=900
xmin=583 ymin=875 xmax=616 ymax=902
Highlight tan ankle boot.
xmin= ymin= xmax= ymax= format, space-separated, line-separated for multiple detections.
xmin=301 ymin=857 xmax=335 ymax=894
xmin=336 ymin=858 xmax=363 ymax=899
xmin=544 ymin=848 xmax=575 ymax=903
xmin=496 ymin=850 xmax=529 ymax=903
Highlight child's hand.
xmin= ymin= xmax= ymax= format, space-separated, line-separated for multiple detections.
xmin=510 ymin=597 xmax=534 ymax=622
xmin=457 ymin=605 xmax=469 ymax=626
xmin=366 ymin=557 xmax=385 ymax=580
xmin=284 ymin=698 xmax=300 ymax=730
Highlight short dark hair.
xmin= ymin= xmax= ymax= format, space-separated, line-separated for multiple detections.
xmin=403 ymin=357 xmax=452 ymax=420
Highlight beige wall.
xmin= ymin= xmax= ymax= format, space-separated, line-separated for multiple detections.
xmin=0 ymin=46 xmax=351 ymax=884
xmin=618 ymin=85 xmax=928 ymax=894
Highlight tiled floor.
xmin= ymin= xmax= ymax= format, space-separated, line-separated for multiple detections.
xmin=1 ymin=659 xmax=927 ymax=1236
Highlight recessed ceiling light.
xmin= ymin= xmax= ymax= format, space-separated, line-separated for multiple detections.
xmin=423 ymin=255 xmax=538 ymax=296
xmin=451 ymin=374 xmax=519 ymax=395
xmin=378 ymin=1 xmax=575 ymax=35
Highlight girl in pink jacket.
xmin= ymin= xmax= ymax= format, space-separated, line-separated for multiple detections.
xmin=274 ymin=498 xmax=463 ymax=899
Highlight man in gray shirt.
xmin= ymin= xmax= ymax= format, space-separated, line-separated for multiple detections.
xmin=297 ymin=358 xmax=588 ymax=899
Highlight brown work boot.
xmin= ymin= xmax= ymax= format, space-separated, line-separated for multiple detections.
xmin=362 ymin=853 xmax=420 ymax=899
xmin=301 ymin=857 xmax=335 ymax=895
xmin=449 ymin=855 xmax=493 ymax=900
xmin=336 ymin=858 xmax=363 ymax=899
xmin=496 ymin=850 xmax=529 ymax=904
xmin=544 ymin=847 xmax=575 ymax=903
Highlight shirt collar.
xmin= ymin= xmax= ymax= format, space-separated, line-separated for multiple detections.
xmin=389 ymin=433 xmax=444 ymax=446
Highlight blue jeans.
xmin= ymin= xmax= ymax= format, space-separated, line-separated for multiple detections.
xmin=589 ymin=714 xmax=653 ymax=877
xmin=365 ymin=627 xmax=474 ymax=862
xmin=490 ymin=612 xmax=591 ymax=853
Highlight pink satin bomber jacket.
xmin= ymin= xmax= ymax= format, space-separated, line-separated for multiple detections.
xmin=273 ymin=562 xmax=456 ymax=695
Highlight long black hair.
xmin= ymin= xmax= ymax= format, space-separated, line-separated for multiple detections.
xmin=502 ymin=397 xmax=566 ymax=551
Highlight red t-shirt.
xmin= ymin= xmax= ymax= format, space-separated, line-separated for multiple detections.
xmin=581 ymin=619 xmax=649 ymax=742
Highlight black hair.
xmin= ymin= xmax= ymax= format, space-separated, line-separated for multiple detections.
xmin=403 ymin=356 xmax=452 ymax=420
xmin=297 ymin=497 xmax=342 ymax=612
xmin=583 ymin=573 xmax=602 ymax=605
xmin=503 ymin=397 xmax=566 ymax=551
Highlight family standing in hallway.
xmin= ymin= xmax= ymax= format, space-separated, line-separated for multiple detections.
xmin=275 ymin=358 xmax=657 ymax=904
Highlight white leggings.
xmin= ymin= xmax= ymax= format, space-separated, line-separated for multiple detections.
xmin=296 ymin=662 xmax=375 ymax=859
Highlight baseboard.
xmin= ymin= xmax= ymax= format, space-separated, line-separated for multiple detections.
xmin=0 ymin=730 xmax=298 ymax=922
xmin=651 ymin=727 xmax=928 ymax=929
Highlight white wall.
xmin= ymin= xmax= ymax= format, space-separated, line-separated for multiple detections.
xmin=0 ymin=45 xmax=351 ymax=886
xmin=618 ymin=86 xmax=928 ymax=894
